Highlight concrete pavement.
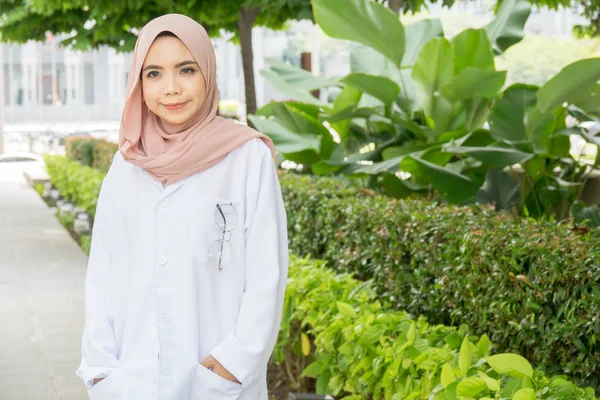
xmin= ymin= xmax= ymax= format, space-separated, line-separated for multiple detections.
xmin=0 ymin=162 xmax=88 ymax=400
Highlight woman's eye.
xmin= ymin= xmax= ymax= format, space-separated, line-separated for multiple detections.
xmin=181 ymin=68 xmax=196 ymax=75
xmin=146 ymin=71 xmax=160 ymax=79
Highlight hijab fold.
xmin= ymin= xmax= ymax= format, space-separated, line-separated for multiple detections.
xmin=119 ymin=14 xmax=276 ymax=187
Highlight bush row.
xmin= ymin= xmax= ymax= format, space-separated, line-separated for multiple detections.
xmin=277 ymin=173 xmax=600 ymax=391
xmin=65 ymin=136 xmax=118 ymax=172
xmin=275 ymin=254 xmax=598 ymax=399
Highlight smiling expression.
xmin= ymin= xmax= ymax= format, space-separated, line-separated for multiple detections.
xmin=141 ymin=34 xmax=207 ymax=131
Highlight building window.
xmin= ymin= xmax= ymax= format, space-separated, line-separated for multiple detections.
xmin=84 ymin=63 xmax=94 ymax=104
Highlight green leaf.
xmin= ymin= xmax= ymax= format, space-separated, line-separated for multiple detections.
xmin=336 ymin=301 xmax=357 ymax=318
xmin=263 ymin=58 xmax=341 ymax=91
xmin=457 ymin=377 xmax=487 ymax=397
xmin=441 ymin=363 xmax=456 ymax=388
xmin=479 ymin=372 xmax=501 ymax=392
xmin=465 ymin=98 xmax=492 ymax=131
xmin=484 ymin=0 xmax=531 ymax=54
xmin=512 ymin=388 xmax=535 ymax=400
xmin=260 ymin=69 xmax=327 ymax=106
xmin=445 ymin=145 xmax=533 ymax=167
xmin=248 ymin=115 xmax=321 ymax=155
xmin=537 ymin=58 xmax=600 ymax=114
xmin=477 ymin=169 xmax=521 ymax=211
xmin=342 ymin=73 xmax=401 ymax=105
xmin=459 ymin=337 xmax=472 ymax=376
xmin=313 ymin=0 xmax=405 ymax=66
xmin=331 ymin=86 xmax=363 ymax=143
xmin=410 ymin=156 xmax=481 ymax=204
xmin=571 ymin=200 xmax=600 ymax=228
xmin=489 ymin=84 xmax=538 ymax=142
xmin=301 ymin=361 xmax=322 ymax=377
xmin=476 ymin=334 xmax=492 ymax=358
xmin=402 ymin=18 xmax=443 ymax=67
xmin=452 ymin=29 xmax=495 ymax=72
xmin=441 ymin=68 xmax=507 ymax=102
xmin=486 ymin=354 xmax=533 ymax=378
xmin=412 ymin=38 xmax=455 ymax=135
xmin=316 ymin=368 xmax=331 ymax=394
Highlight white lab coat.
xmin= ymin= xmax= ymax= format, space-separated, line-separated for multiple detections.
xmin=75 ymin=138 xmax=289 ymax=400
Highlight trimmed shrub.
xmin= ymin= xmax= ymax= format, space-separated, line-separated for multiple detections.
xmin=274 ymin=255 xmax=598 ymax=399
xmin=279 ymin=173 xmax=600 ymax=390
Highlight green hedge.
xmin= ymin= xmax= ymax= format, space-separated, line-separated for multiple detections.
xmin=43 ymin=156 xmax=600 ymax=391
xmin=276 ymin=255 xmax=597 ymax=399
xmin=67 ymin=137 xmax=118 ymax=172
xmin=278 ymin=173 xmax=600 ymax=391
xmin=44 ymin=155 xmax=105 ymax=217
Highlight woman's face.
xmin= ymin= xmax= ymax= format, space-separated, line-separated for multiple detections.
xmin=141 ymin=36 xmax=207 ymax=130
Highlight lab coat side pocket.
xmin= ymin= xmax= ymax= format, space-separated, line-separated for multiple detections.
xmin=87 ymin=369 xmax=121 ymax=400
xmin=188 ymin=363 xmax=243 ymax=400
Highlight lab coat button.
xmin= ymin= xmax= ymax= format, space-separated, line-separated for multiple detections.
xmin=158 ymin=256 xmax=168 ymax=266
xmin=160 ymin=199 xmax=170 ymax=207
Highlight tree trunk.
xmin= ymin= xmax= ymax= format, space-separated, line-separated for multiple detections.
xmin=237 ymin=7 xmax=260 ymax=122
xmin=388 ymin=0 xmax=402 ymax=14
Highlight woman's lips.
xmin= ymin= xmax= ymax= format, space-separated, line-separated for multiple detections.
xmin=163 ymin=102 xmax=188 ymax=111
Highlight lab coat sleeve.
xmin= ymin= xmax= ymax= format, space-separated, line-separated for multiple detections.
xmin=75 ymin=171 xmax=120 ymax=389
xmin=209 ymin=139 xmax=289 ymax=387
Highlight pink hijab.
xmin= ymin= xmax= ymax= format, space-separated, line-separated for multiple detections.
xmin=119 ymin=14 xmax=276 ymax=187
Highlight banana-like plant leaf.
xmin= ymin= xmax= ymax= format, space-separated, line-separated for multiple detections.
xmin=477 ymin=169 xmax=521 ymax=210
xmin=264 ymin=58 xmax=341 ymax=90
xmin=342 ymin=73 xmax=401 ymax=105
xmin=331 ymin=85 xmax=363 ymax=143
xmin=261 ymin=69 xmax=327 ymax=106
xmin=412 ymin=38 xmax=455 ymax=135
xmin=313 ymin=0 xmax=405 ymax=66
xmin=484 ymin=0 xmax=531 ymax=54
xmin=441 ymin=68 xmax=507 ymax=102
xmin=571 ymin=200 xmax=600 ymax=227
xmin=410 ymin=156 xmax=481 ymax=203
xmin=489 ymin=84 xmax=538 ymax=142
xmin=248 ymin=115 xmax=321 ymax=155
xmin=537 ymin=58 xmax=600 ymax=114
xmin=452 ymin=29 xmax=495 ymax=72
xmin=445 ymin=146 xmax=533 ymax=167
xmin=402 ymin=18 xmax=444 ymax=67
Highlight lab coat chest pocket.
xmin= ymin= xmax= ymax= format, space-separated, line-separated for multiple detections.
xmin=190 ymin=197 xmax=243 ymax=270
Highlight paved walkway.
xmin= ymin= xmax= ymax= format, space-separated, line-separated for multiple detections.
xmin=0 ymin=162 xmax=88 ymax=400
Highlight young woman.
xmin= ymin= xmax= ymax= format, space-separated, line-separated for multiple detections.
xmin=75 ymin=13 xmax=289 ymax=400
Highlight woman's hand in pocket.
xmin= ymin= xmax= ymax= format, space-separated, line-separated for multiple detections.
xmin=200 ymin=355 xmax=241 ymax=385
xmin=92 ymin=377 xmax=105 ymax=386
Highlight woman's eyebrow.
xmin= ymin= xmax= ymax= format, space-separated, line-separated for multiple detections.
xmin=142 ymin=60 xmax=198 ymax=72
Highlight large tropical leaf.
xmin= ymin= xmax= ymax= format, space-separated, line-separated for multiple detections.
xmin=313 ymin=0 xmax=405 ymax=66
xmin=464 ymin=98 xmax=492 ymax=131
xmin=261 ymin=69 xmax=327 ymax=106
xmin=446 ymin=146 xmax=533 ymax=167
xmin=248 ymin=115 xmax=321 ymax=156
xmin=440 ymin=68 xmax=507 ymax=102
xmin=537 ymin=58 xmax=600 ymax=114
xmin=263 ymin=58 xmax=341 ymax=91
xmin=409 ymin=156 xmax=481 ymax=203
xmin=330 ymin=86 xmax=363 ymax=144
xmin=489 ymin=84 xmax=538 ymax=142
xmin=412 ymin=38 xmax=455 ymax=135
xmin=484 ymin=0 xmax=531 ymax=54
xmin=571 ymin=200 xmax=600 ymax=228
xmin=451 ymin=29 xmax=495 ymax=73
xmin=402 ymin=18 xmax=443 ymax=67
xmin=342 ymin=73 xmax=401 ymax=105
